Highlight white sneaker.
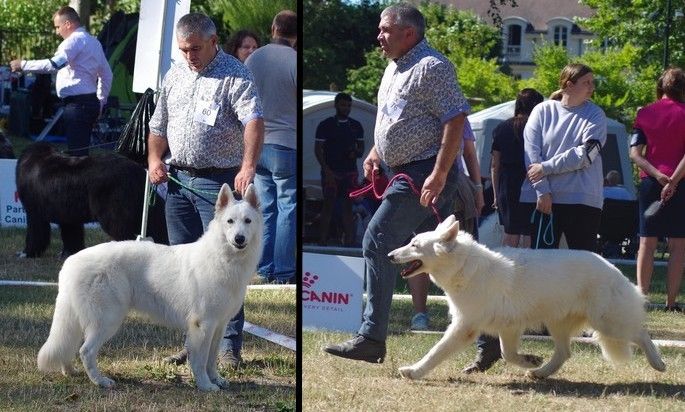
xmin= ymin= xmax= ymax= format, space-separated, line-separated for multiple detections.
xmin=410 ymin=312 xmax=429 ymax=330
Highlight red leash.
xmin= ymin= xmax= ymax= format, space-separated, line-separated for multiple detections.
xmin=349 ymin=171 xmax=442 ymax=224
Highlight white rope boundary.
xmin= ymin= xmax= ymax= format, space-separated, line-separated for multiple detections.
xmin=0 ymin=280 xmax=296 ymax=352
xmin=391 ymin=292 xmax=676 ymax=311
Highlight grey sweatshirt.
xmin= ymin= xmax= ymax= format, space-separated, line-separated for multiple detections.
xmin=520 ymin=99 xmax=607 ymax=209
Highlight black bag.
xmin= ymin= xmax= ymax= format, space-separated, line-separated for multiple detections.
xmin=115 ymin=88 xmax=155 ymax=165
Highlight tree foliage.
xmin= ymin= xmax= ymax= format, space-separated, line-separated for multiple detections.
xmin=194 ymin=0 xmax=297 ymax=45
xmin=303 ymin=0 xmax=385 ymax=91
xmin=345 ymin=2 xmax=510 ymax=110
xmin=486 ymin=0 xmax=518 ymax=27
xmin=0 ymin=1 xmax=64 ymax=61
xmin=346 ymin=48 xmax=386 ymax=104
xmin=578 ymin=0 xmax=685 ymax=69
xmin=519 ymin=43 xmax=660 ymax=126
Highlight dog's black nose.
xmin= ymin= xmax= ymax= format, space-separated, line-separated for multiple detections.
xmin=234 ymin=235 xmax=245 ymax=245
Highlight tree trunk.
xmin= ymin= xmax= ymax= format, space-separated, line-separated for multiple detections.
xmin=69 ymin=0 xmax=91 ymax=30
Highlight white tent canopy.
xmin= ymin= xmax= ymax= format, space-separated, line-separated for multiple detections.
xmin=469 ymin=100 xmax=637 ymax=200
xmin=303 ymin=90 xmax=377 ymax=200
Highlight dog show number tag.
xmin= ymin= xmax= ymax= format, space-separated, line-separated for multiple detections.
xmin=193 ymin=100 xmax=219 ymax=126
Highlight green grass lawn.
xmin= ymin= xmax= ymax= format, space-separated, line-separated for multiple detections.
xmin=304 ymin=296 xmax=685 ymax=411
xmin=0 ymin=227 xmax=296 ymax=411
xmin=303 ymin=255 xmax=685 ymax=411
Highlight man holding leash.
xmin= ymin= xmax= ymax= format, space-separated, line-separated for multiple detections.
xmin=10 ymin=6 xmax=112 ymax=156
xmin=147 ymin=12 xmax=264 ymax=367
xmin=324 ymin=2 xmax=469 ymax=363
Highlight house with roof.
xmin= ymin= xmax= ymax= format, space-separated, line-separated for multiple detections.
xmin=436 ymin=0 xmax=598 ymax=79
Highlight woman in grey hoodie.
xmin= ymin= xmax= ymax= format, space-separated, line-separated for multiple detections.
xmin=520 ymin=63 xmax=607 ymax=250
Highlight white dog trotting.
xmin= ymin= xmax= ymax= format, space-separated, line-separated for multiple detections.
xmin=388 ymin=215 xmax=666 ymax=380
xmin=37 ymin=183 xmax=263 ymax=391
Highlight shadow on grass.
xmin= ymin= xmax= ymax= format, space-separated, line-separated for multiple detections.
xmin=497 ymin=378 xmax=685 ymax=399
xmin=413 ymin=376 xmax=684 ymax=400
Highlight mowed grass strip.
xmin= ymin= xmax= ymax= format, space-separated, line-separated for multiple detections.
xmin=0 ymin=228 xmax=296 ymax=411
xmin=304 ymin=297 xmax=685 ymax=411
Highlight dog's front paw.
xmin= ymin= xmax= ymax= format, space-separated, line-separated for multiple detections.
xmin=96 ymin=376 xmax=116 ymax=389
xmin=197 ymin=382 xmax=221 ymax=392
xmin=399 ymin=366 xmax=419 ymax=380
xmin=525 ymin=369 xmax=546 ymax=380
xmin=522 ymin=354 xmax=543 ymax=368
xmin=211 ymin=376 xmax=230 ymax=390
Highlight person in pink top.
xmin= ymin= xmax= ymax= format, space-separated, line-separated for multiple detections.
xmin=630 ymin=67 xmax=685 ymax=312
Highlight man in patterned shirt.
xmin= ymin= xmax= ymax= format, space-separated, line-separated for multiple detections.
xmin=324 ymin=3 xmax=469 ymax=363
xmin=147 ymin=12 xmax=264 ymax=368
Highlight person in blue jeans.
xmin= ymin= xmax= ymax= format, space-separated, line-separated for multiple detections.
xmin=323 ymin=3 xmax=468 ymax=362
xmin=245 ymin=11 xmax=297 ymax=284
xmin=254 ymin=144 xmax=297 ymax=283
xmin=147 ymin=13 xmax=264 ymax=367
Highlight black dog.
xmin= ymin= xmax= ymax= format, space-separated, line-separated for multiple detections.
xmin=16 ymin=142 xmax=168 ymax=257
xmin=0 ymin=132 xmax=15 ymax=159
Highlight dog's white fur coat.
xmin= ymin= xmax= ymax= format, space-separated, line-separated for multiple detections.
xmin=37 ymin=184 xmax=262 ymax=391
xmin=388 ymin=215 xmax=665 ymax=380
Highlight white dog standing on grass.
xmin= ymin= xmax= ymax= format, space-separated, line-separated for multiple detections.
xmin=388 ymin=215 xmax=665 ymax=380
xmin=37 ymin=183 xmax=262 ymax=391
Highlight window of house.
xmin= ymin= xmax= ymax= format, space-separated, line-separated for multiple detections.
xmin=553 ymin=25 xmax=568 ymax=47
xmin=506 ymin=24 xmax=521 ymax=55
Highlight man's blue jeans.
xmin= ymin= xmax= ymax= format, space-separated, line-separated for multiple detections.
xmin=254 ymin=143 xmax=297 ymax=283
xmin=166 ymin=167 xmax=244 ymax=356
xmin=358 ymin=158 xmax=459 ymax=342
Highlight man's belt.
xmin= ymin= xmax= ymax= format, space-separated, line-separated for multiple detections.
xmin=172 ymin=165 xmax=236 ymax=177
xmin=62 ymin=93 xmax=98 ymax=104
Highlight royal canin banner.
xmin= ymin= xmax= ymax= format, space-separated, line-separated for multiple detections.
xmin=302 ymin=253 xmax=364 ymax=333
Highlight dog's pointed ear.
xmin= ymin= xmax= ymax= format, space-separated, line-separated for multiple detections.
xmin=243 ymin=183 xmax=260 ymax=209
xmin=215 ymin=183 xmax=235 ymax=212
xmin=440 ymin=219 xmax=459 ymax=241
xmin=440 ymin=214 xmax=456 ymax=229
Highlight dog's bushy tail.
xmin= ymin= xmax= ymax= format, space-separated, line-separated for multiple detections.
xmin=37 ymin=286 xmax=81 ymax=375
xmin=595 ymin=332 xmax=633 ymax=364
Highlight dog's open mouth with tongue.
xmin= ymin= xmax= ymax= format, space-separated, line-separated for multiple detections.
xmin=400 ymin=260 xmax=423 ymax=278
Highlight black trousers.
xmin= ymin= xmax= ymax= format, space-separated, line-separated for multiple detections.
xmin=531 ymin=203 xmax=602 ymax=252
xmin=62 ymin=93 xmax=100 ymax=156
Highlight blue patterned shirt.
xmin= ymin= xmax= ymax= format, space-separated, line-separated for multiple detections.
xmin=149 ymin=49 xmax=263 ymax=169
xmin=375 ymin=39 xmax=470 ymax=167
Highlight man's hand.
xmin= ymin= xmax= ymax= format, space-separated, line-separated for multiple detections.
xmin=235 ymin=166 xmax=256 ymax=196
xmin=527 ymin=163 xmax=544 ymax=183
xmin=363 ymin=149 xmax=381 ymax=180
xmin=148 ymin=160 xmax=168 ymax=185
xmin=536 ymin=193 xmax=552 ymax=215
xmin=9 ymin=59 xmax=22 ymax=72
xmin=420 ymin=171 xmax=446 ymax=207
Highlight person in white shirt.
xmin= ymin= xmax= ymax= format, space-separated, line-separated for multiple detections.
xmin=10 ymin=6 xmax=112 ymax=156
